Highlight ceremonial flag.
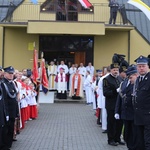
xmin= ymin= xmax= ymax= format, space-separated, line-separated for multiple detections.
xmin=32 ymin=49 xmax=39 ymax=85
xmin=41 ymin=58 xmax=49 ymax=94
xmin=30 ymin=0 xmax=38 ymax=4
xmin=78 ymin=0 xmax=92 ymax=8
xmin=127 ymin=0 xmax=150 ymax=20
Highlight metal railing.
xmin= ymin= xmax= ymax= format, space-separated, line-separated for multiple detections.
xmin=3 ymin=2 xmax=129 ymax=25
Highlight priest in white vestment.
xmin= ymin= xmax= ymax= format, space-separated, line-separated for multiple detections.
xmin=78 ymin=63 xmax=86 ymax=90
xmin=55 ymin=68 xmax=68 ymax=99
xmin=86 ymin=62 xmax=95 ymax=77
xmin=47 ymin=61 xmax=57 ymax=90
xmin=69 ymin=69 xmax=84 ymax=99
xmin=57 ymin=61 xmax=69 ymax=74
xmin=69 ymin=64 xmax=77 ymax=90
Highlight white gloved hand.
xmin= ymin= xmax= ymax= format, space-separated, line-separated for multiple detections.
xmin=116 ymin=88 xmax=120 ymax=93
xmin=114 ymin=113 xmax=120 ymax=119
xmin=6 ymin=116 xmax=9 ymax=121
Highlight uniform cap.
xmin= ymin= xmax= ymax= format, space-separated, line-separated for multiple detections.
xmin=3 ymin=66 xmax=15 ymax=74
xmin=126 ymin=64 xmax=137 ymax=76
xmin=96 ymin=69 xmax=102 ymax=73
xmin=135 ymin=55 xmax=148 ymax=65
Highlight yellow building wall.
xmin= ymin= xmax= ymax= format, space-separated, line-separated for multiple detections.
xmin=3 ymin=26 xmax=150 ymax=71
xmin=0 ymin=27 xmax=3 ymax=66
xmin=4 ymin=27 xmax=39 ymax=70
xmin=130 ymin=30 xmax=150 ymax=64
xmin=94 ymin=30 xmax=128 ymax=70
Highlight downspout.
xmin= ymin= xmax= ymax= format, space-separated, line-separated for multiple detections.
xmin=2 ymin=27 xmax=5 ymax=67
xmin=128 ymin=31 xmax=130 ymax=64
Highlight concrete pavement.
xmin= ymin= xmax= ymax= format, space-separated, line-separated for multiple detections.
xmin=11 ymin=103 xmax=127 ymax=150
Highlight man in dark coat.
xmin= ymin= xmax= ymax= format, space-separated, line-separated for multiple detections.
xmin=133 ymin=56 xmax=150 ymax=150
xmin=109 ymin=0 xmax=119 ymax=24
xmin=1 ymin=66 xmax=18 ymax=150
xmin=115 ymin=64 xmax=138 ymax=149
xmin=103 ymin=63 xmax=123 ymax=146
xmin=0 ymin=83 xmax=8 ymax=150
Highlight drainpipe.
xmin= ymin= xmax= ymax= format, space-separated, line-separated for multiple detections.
xmin=128 ymin=31 xmax=130 ymax=64
xmin=2 ymin=27 xmax=5 ymax=67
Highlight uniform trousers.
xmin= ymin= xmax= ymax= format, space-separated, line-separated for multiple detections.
xmin=2 ymin=118 xmax=15 ymax=149
xmin=135 ymin=125 xmax=150 ymax=150
xmin=106 ymin=109 xmax=123 ymax=143
xmin=0 ymin=127 xmax=2 ymax=149
xmin=124 ymin=120 xmax=137 ymax=150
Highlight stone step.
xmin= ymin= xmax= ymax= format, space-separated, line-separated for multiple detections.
xmin=54 ymin=98 xmax=86 ymax=103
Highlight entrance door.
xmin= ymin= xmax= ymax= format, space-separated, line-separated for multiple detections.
xmin=39 ymin=35 xmax=93 ymax=65
xmin=74 ymin=52 xmax=85 ymax=65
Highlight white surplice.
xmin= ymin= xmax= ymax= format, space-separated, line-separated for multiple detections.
xmin=97 ymin=73 xmax=110 ymax=130
xmin=84 ymin=74 xmax=92 ymax=103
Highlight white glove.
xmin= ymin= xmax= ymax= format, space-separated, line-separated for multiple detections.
xmin=114 ymin=113 xmax=120 ymax=119
xmin=6 ymin=116 xmax=9 ymax=121
xmin=116 ymin=88 xmax=120 ymax=93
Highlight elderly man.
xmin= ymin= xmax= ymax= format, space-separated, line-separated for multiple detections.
xmin=103 ymin=63 xmax=124 ymax=146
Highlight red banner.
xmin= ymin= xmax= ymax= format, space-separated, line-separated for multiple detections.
xmin=41 ymin=59 xmax=49 ymax=94
xmin=32 ymin=49 xmax=39 ymax=85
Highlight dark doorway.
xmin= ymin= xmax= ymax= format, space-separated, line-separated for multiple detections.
xmin=39 ymin=35 xmax=94 ymax=66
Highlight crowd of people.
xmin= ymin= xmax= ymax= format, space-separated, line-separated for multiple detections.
xmin=0 ymin=67 xmax=38 ymax=150
xmin=83 ymin=55 xmax=150 ymax=150
xmin=47 ymin=55 xmax=150 ymax=150
xmin=47 ymin=60 xmax=95 ymax=100
xmin=1 ymin=54 xmax=150 ymax=150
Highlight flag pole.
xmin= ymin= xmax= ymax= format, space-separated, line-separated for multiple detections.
xmin=37 ymin=51 xmax=43 ymax=111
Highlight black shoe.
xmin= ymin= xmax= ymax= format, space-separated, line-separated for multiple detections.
xmin=102 ymin=130 xmax=107 ymax=133
xmin=116 ymin=141 xmax=125 ymax=145
xmin=17 ymin=130 xmax=20 ymax=134
xmin=97 ymin=122 xmax=102 ymax=125
xmin=13 ymin=138 xmax=17 ymax=141
xmin=108 ymin=141 xmax=118 ymax=146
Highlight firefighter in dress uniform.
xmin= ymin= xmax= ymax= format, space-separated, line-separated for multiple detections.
xmin=133 ymin=56 xmax=150 ymax=150
xmin=1 ymin=66 xmax=19 ymax=150
xmin=115 ymin=64 xmax=138 ymax=149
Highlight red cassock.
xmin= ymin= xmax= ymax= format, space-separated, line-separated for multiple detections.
xmin=30 ymin=105 xmax=38 ymax=119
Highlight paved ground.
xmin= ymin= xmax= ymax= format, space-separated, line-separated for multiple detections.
xmin=11 ymin=103 xmax=127 ymax=150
